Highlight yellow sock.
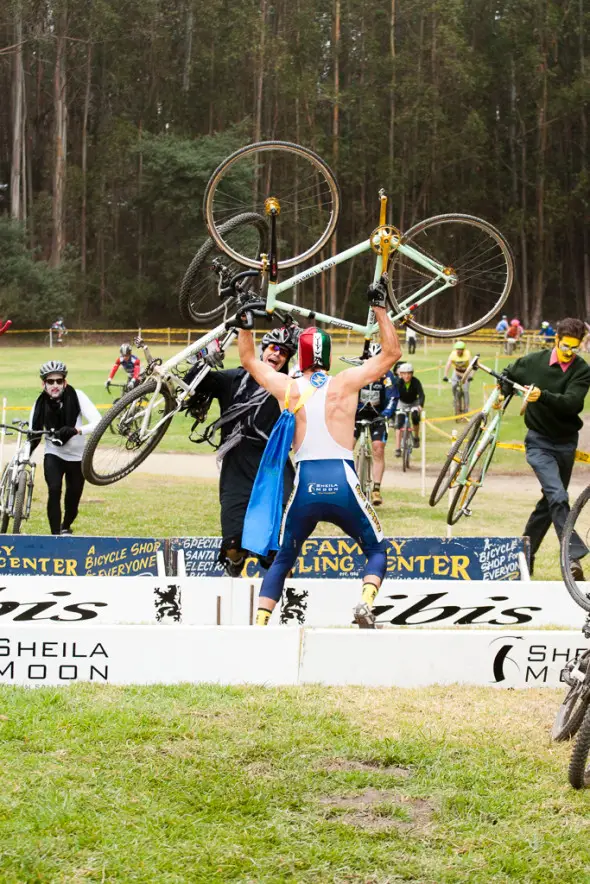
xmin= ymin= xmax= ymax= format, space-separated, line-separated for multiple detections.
xmin=361 ymin=583 xmax=379 ymax=606
xmin=256 ymin=608 xmax=271 ymax=626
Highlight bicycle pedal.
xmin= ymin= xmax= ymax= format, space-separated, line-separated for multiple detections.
xmin=462 ymin=507 xmax=473 ymax=518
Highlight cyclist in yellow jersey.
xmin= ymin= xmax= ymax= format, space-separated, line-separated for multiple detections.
xmin=443 ymin=341 xmax=472 ymax=416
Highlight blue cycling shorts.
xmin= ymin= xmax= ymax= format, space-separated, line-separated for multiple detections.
xmin=259 ymin=459 xmax=388 ymax=603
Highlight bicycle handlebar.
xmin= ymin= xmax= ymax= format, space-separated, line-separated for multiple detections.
xmin=465 ymin=355 xmax=529 ymax=395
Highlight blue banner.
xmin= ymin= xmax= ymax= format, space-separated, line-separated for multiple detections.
xmin=0 ymin=536 xmax=163 ymax=577
xmin=0 ymin=535 xmax=529 ymax=581
xmin=170 ymin=536 xmax=529 ymax=581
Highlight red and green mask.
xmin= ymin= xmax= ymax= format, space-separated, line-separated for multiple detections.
xmin=298 ymin=327 xmax=332 ymax=372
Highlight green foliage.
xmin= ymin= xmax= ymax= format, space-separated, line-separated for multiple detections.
xmin=0 ymin=219 xmax=77 ymax=327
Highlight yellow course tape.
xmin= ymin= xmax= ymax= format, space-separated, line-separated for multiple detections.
xmin=427 ymin=407 xmax=481 ymax=423
xmin=425 ymin=425 xmax=590 ymax=464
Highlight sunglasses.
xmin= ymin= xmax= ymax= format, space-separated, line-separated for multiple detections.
xmin=268 ymin=344 xmax=289 ymax=357
xmin=45 ymin=377 xmax=65 ymax=385
xmin=558 ymin=342 xmax=580 ymax=354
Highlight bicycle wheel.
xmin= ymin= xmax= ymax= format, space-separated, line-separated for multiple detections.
xmin=430 ymin=413 xmax=484 ymax=507
xmin=402 ymin=425 xmax=412 ymax=472
xmin=11 ymin=472 xmax=26 ymax=534
xmin=560 ymin=485 xmax=590 ymax=612
xmin=179 ymin=212 xmax=268 ymax=324
xmin=203 ymin=141 xmax=341 ymax=269
xmin=82 ymin=379 xmax=175 ymax=486
xmin=569 ymin=703 xmax=590 ymax=789
xmin=0 ymin=465 xmax=10 ymax=533
xmin=355 ymin=445 xmax=372 ymax=500
xmin=447 ymin=436 xmax=496 ymax=525
xmin=552 ymin=655 xmax=590 ymax=742
xmin=388 ymin=214 xmax=514 ymax=338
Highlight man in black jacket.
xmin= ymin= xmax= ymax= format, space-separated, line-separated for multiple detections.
xmin=186 ymin=327 xmax=298 ymax=577
xmin=503 ymin=317 xmax=590 ymax=579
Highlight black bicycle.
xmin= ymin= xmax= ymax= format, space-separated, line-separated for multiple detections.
xmin=0 ymin=422 xmax=59 ymax=534
xmin=551 ymin=486 xmax=590 ymax=787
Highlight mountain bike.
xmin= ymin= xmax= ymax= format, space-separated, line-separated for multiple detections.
xmin=429 ymin=356 xmax=532 ymax=523
xmin=395 ymin=403 xmax=419 ymax=472
xmin=0 ymin=422 xmax=58 ymax=534
xmin=552 ymin=484 xmax=590 ymax=785
xmin=84 ymin=141 xmax=514 ymax=486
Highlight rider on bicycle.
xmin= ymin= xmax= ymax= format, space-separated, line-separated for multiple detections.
xmin=105 ymin=343 xmax=141 ymax=391
xmin=354 ymin=342 xmax=398 ymax=506
xmin=394 ymin=363 xmax=424 ymax=455
xmin=443 ymin=340 xmax=472 ymax=415
xmin=51 ymin=318 xmax=67 ymax=345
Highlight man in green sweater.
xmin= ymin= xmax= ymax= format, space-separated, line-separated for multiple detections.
xmin=503 ymin=317 xmax=590 ymax=580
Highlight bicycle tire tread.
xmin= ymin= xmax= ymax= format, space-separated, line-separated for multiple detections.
xmin=569 ymin=703 xmax=590 ymax=788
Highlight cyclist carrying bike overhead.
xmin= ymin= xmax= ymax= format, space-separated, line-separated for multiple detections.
xmin=394 ymin=363 xmax=425 ymax=455
xmin=443 ymin=340 xmax=472 ymax=416
xmin=29 ymin=361 xmax=101 ymax=535
xmin=238 ymin=275 xmax=402 ymax=629
xmin=184 ymin=326 xmax=299 ymax=578
xmin=105 ymin=343 xmax=141 ymax=391
xmin=355 ymin=342 xmax=398 ymax=506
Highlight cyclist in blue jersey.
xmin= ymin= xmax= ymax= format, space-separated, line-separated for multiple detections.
xmin=238 ymin=275 xmax=402 ymax=628
xmin=355 ymin=342 xmax=398 ymax=506
xmin=105 ymin=343 xmax=141 ymax=391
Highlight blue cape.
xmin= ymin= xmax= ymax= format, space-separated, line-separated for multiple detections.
xmin=241 ymin=409 xmax=295 ymax=556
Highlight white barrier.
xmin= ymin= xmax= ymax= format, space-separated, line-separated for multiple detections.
xmin=235 ymin=579 xmax=583 ymax=630
xmin=0 ymin=625 xmax=586 ymax=687
xmin=0 ymin=577 xmax=582 ymax=630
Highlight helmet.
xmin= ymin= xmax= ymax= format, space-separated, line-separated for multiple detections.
xmin=120 ymin=343 xmax=132 ymax=357
xmin=541 ymin=321 xmax=549 ymax=329
xmin=261 ymin=327 xmax=298 ymax=357
xmin=455 ymin=341 xmax=465 ymax=350
xmin=511 ymin=319 xmax=520 ymax=327
xmin=502 ymin=315 xmax=507 ymax=319
xmin=398 ymin=362 xmax=413 ymax=373
xmin=367 ymin=342 xmax=382 ymax=357
xmin=40 ymin=360 xmax=67 ymax=379
xmin=298 ymin=327 xmax=332 ymax=372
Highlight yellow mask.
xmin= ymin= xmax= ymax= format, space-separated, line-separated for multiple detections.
xmin=556 ymin=336 xmax=581 ymax=363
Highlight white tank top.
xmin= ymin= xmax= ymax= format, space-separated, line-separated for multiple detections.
xmin=294 ymin=375 xmax=354 ymax=463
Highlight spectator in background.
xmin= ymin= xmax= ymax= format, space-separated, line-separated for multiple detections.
xmin=496 ymin=315 xmax=509 ymax=334
xmin=405 ymin=326 xmax=417 ymax=355
xmin=505 ymin=318 xmax=523 ymax=355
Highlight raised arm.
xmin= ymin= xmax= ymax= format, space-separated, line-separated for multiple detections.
xmin=337 ymin=304 xmax=402 ymax=395
xmin=238 ymin=329 xmax=290 ymax=403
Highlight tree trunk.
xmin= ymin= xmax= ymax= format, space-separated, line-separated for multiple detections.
xmin=10 ymin=2 xmax=24 ymax=221
xmin=51 ymin=4 xmax=68 ymax=268
xmin=81 ymin=41 xmax=92 ymax=274
xmin=580 ymin=0 xmax=590 ymax=316
xmin=183 ymin=1 xmax=194 ymax=93
xmin=388 ymin=0 xmax=396 ymax=200
xmin=330 ymin=0 xmax=340 ymax=316
xmin=532 ymin=23 xmax=548 ymax=328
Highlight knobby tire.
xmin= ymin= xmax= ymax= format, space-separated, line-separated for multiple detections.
xmin=561 ymin=485 xmax=590 ymax=612
xmin=569 ymin=703 xmax=590 ymax=789
xmin=12 ymin=472 xmax=26 ymax=534
xmin=82 ymin=379 xmax=175 ymax=486
xmin=430 ymin=412 xmax=484 ymax=507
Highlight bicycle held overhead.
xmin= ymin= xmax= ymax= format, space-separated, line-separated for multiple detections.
xmin=82 ymin=140 xmax=514 ymax=488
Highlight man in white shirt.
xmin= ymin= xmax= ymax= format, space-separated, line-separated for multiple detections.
xmin=30 ymin=360 xmax=101 ymax=534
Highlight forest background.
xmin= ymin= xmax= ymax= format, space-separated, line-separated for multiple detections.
xmin=0 ymin=0 xmax=589 ymax=329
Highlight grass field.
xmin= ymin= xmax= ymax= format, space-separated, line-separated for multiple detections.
xmin=1 ymin=683 xmax=589 ymax=883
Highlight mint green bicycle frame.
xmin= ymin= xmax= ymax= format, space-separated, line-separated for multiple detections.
xmin=267 ymin=232 xmax=456 ymax=336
